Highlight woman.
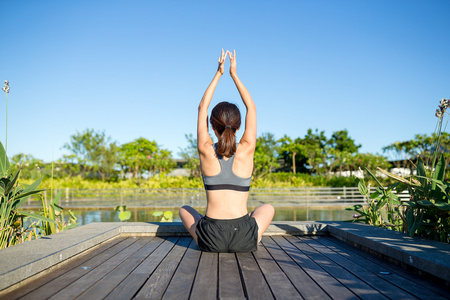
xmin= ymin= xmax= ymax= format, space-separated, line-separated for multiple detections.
xmin=179 ymin=49 xmax=274 ymax=253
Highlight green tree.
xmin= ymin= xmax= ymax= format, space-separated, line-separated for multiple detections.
xmin=299 ymin=129 xmax=327 ymax=174
xmin=253 ymin=133 xmax=280 ymax=179
xmin=278 ymin=135 xmax=304 ymax=174
xmin=119 ymin=137 xmax=158 ymax=183
xmin=150 ymin=148 xmax=176 ymax=176
xmin=99 ymin=143 xmax=120 ymax=181
xmin=382 ymin=141 xmax=407 ymax=169
xmin=63 ymin=129 xmax=118 ymax=180
xmin=352 ymin=153 xmax=391 ymax=175
xmin=383 ymin=134 xmax=436 ymax=171
xmin=326 ymin=129 xmax=361 ymax=176
xmin=119 ymin=137 xmax=174 ymax=180
xmin=10 ymin=153 xmax=44 ymax=179
xmin=327 ymin=148 xmax=353 ymax=175
xmin=178 ymin=134 xmax=200 ymax=178
xmin=328 ymin=130 xmax=361 ymax=153
xmin=59 ymin=154 xmax=81 ymax=178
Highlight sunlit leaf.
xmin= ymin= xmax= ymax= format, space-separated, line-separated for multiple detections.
xmin=377 ymin=167 xmax=421 ymax=188
xmin=63 ymin=223 xmax=78 ymax=231
xmin=13 ymin=220 xmax=21 ymax=228
xmin=357 ymin=180 xmax=368 ymax=196
xmin=435 ymin=202 xmax=450 ymax=211
xmin=364 ymin=167 xmax=384 ymax=189
xmin=433 ymin=155 xmax=446 ymax=183
xmin=51 ymin=203 xmax=63 ymax=215
xmin=52 ymin=191 xmax=62 ymax=206
xmin=0 ymin=142 xmax=10 ymax=176
xmin=5 ymin=170 xmax=20 ymax=195
xmin=22 ymin=177 xmax=43 ymax=194
xmin=119 ymin=211 xmax=131 ymax=222
xmin=347 ymin=204 xmax=363 ymax=211
xmin=68 ymin=210 xmax=77 ymax=221
xmin=416 ymin=158 xmax=427 ymax=187
xmin=163 ymin=211 xmax=173 ymax=219
xmin=18 ymin=211 xmax=57 ymax=224
xmin=15 ymin=189 xmax=45 ymax=209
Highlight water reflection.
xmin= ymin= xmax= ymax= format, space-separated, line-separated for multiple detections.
xmin=69 ymin=206 xmax=355 ymax=226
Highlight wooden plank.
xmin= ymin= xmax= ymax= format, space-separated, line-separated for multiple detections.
xmin=264 ymin=236 xmax=332 ymax=300
xmin=18 ymin=237 xmax=139 ymax=300
xmin=274 ymin=236 xmax=357 ymax=300
xmin=162 ymin=240 xmax=201 ymax=300
xmin=104 ymin=237 xmax=179 ymax=300
xmin=0 ymin=237 xmax=126 ymax=300
xmin=253 ymin=240 xmax=301 ymax=299
xmin=287 ymin=236 xmax=387 ymax=300
xmin=75 ymin=237 xmax=165 ymax=300
xmin=134 ymin=237 xmax=192 ymax=300
xmin=48 ymin=237 xmax=151 ymax=300
xmin=190 ymin=252 xmax=218 ymax=300
xmin=236 ymin=251 xmax=273 ymax=300
xmin=305 ymin=236 xmax=425 ymax=299
xmin=217 ymin=252 xmax=246 ymax=300
xmin=320 ymin=236 xmax=450 ymax=299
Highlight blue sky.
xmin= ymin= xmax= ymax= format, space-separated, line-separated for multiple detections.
xmin=1 ymin=0 xmax=449 ymax=162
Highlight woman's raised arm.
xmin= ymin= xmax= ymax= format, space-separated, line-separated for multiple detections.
xmin=197 ymin=49 xmax=228 ymax=155
xmin=228 ymin=50 xmax=257 ymax=149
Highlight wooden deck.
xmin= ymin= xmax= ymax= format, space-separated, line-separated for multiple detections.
xmin=1 ymin=235 xmax=448 ymax=300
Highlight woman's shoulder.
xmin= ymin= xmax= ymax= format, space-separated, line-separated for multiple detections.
xmin=199 ymin=142 xmax=221 ymax=161
xmin=236 ymin=141 xmax=255 ymax=156
xmin=198 ymin=140 xmax=215 ymax=156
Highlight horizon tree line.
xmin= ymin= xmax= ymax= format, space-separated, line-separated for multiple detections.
xmin=9 ymin=128 xmax=442 ymax=182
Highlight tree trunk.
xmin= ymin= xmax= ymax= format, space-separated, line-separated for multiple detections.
xmin=292 ymin=152 xmax=296 ymax=174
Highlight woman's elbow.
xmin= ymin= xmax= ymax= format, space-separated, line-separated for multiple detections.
xmin=198 ymin=103 xmax=209 ymax=113
xmin=246 ymin=102 xmax=256 ymax=112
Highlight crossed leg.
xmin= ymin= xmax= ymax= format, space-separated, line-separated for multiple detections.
xmin=250 ymin=204 xmax=275 ymax=242
xmin=179 ymin=205 xmax=203 ymax=244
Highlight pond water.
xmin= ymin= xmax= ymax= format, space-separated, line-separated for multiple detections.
xmin=70 ymin=206 xmax=355 ymax=226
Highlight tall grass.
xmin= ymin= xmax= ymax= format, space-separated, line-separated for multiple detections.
xmin=2 ymin=81 xmax=9 ymax=165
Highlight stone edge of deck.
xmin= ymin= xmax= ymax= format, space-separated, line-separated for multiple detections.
xmin=323 ymin=221 xmax=450 ymax=283
xmin=0 ymin=221 xmax=449 ymax=292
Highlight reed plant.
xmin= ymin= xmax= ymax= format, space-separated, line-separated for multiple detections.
xmin=38 ymin=191 xmax=78 ymax=235
xmin=348 ymin=99 xmax=450 ymax=243
xmin=0 ymin=80 xmax=77 ymax=249
xmin=2 ymin=81 xmax=9 ymax=158
xmin=0 ymin=142 xmax=57 ymax=249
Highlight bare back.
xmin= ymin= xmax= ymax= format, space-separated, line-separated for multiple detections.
xmin=200 ymin=142 xmax=254 ymax=219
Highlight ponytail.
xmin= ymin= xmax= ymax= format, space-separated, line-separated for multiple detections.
xmin=210 ymin=102 xmax=241 ymax=157
xmin=217 ymin=126 xmax=237 ymax=157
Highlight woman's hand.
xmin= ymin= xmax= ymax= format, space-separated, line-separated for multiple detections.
xmin=228 ymin=49 xmax=236 ymax=76
xmin=217 ymin=49 xmax=227 ymax=75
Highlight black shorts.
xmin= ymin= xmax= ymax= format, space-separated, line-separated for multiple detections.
xmin=195 ymin=214 xmax=259 ymax=253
